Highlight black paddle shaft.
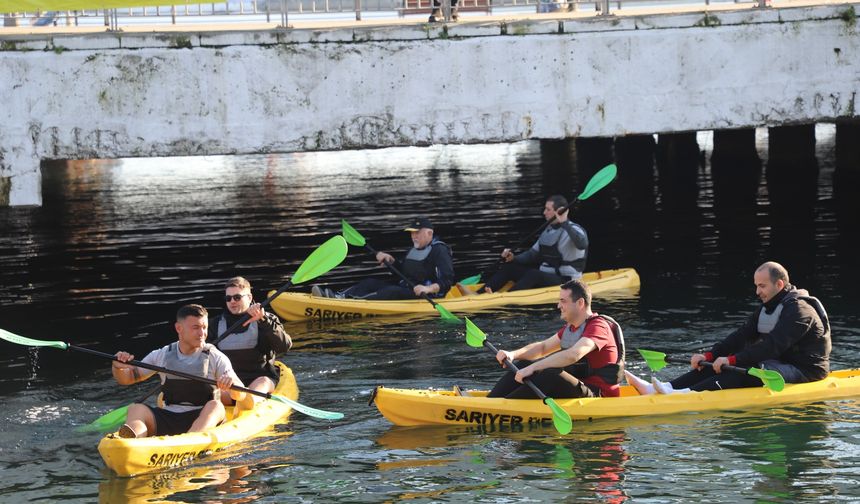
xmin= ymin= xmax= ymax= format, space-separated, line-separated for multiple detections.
xmin=509 ymin=202 xmax=575 ymax=253
xmin=361 ymin=243 xmax=441 ymax=308
xmin=480 ymin=340 xmax=549 ymax=402
xmin=664 ymin=355 xmax=749 ymax=375
xmin=68 ymin=345 xmax=275 ymax=400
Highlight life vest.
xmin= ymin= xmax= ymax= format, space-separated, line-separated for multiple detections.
xmin=401 ymin=239 xmax=452 ymax=287
xmin=757 ymin=292 xmax=830 ymax=336
xmin=215 ymin=316 xmax=270 ymax=376
xmin=537 ymin=222 xmax=587 ymax=277
xmin=160 ymin=342 xmax=217 ymax=407
xmin=558 ymin=314 xmax=625 ymax=385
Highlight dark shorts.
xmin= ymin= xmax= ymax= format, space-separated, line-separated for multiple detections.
xmin=487 ymin=360 xmax=601 ymax=399
xmin=146 ymin=405 xmax=203 ymax=436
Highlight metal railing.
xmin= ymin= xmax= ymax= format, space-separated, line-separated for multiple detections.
xmin=2 ymin=0 xmax=768 ymax=29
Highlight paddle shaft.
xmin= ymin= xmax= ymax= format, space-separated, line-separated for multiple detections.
xmin=68 ymin=344 xmax=278 ymax=401
xmin=664 ymin=355 xmax=751 ymax=375
xmin=509 ymin=203 xmax=574 ymax=253
xmin=480 ymin=340 xmax=550 ymax=402
xmin=211 ymin=279 xmax=293 ymax=347
xmin=361 ymin=243 xmax=443 ymax=309
xmin=482 ymin=202 xmax=577 ymax=279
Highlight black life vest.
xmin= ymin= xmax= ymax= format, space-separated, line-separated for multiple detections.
xmin=214 ymin=315 xmax=274 ymax=378
xmin=558 ymin=314 xmax=625 ymax=385
xmin=537 ymin=222 xmax=587 ymax=276
xmin=401 ymin=238 xmax=452 ymax=286
xmin=160 ymin=342 xmax=218 ymax=407
xmin=757 ymin=292 xmax=830 ymax=337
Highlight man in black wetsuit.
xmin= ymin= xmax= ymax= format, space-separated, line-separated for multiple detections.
xmin=478 ymin=195 xmax=588 ymax=294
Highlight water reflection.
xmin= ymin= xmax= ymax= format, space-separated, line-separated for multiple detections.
xmin=374 ymin=423 xmax=630 ymax=502
xmin=0 ymin=129 xmax=859 ymax=502
xmin=99 ymin=464 xmax=270 ymax=504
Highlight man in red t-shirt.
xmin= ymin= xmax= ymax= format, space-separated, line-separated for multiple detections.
xmin=487 ymin=279 xmax=625 ymax=399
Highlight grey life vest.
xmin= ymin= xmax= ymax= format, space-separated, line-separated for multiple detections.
xmin=401 ymin=239 xmax=451 ymax=286
xmin=757 ymin=293 xmax=830 ymax=336
xmin=216 ymin=316 xmax=267 ymax=375
xmin=558 ymin=314 xmax=625 ymax=385
xmin=537 ymin=223 xmax=587 ymax=277
xmin=161 ymin=342 xmax=217 ymax=407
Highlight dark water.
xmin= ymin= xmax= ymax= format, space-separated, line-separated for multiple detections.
xmin=1 ymin=127 xmax=859 ymax=502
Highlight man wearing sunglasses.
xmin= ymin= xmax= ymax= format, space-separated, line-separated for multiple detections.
xmin=210 ymin=276 xmax=292 ymax=412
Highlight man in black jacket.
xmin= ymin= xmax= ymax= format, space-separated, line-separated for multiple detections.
xmin=211 ymin=277 xmax=292 ymax=410
xmin=314 ymin=217 xmax=455 ymax=300
xmin=626 ymin=261 xmax=830 ymax=394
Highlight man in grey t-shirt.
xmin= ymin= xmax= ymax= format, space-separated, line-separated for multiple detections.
xmin=112 ymin=304 xmax=247 ymax=438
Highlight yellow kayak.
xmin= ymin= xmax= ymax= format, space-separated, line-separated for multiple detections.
xmin=371 ymin=368 xmax=860 ymax=427
xmin=270 ymin=267 xmax=640 ymax=321
xmin=98 ymin=361 xmax=297 ymax=477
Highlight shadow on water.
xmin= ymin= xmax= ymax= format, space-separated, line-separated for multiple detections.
xmin=0 ymin=127 xmax=859 ymax=501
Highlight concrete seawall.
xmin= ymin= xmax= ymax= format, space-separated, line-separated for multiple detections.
xmin=1 ymin=3 xmax=858 ymax=205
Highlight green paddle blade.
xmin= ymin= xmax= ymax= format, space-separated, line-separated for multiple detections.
xmin=577 ymin=164 xmax=617 ymax=201
xmin=291 ymin=235 xmax=349 ymax=284
xmin=544 ymin=398 xmax=573 ymax=435
xmin=458 ymin=274 xmax=481 ymax=286
xmin=0 ymin=328 xmax=69 ymax=350
xmin=341 ymin=219 xmax=367 ymax=247
xmin=748 ymin=368 xmax=786 ymax=392
xmin=76 ymin=404 xmax=129 ymax=433
xmin=267 ymin=394 xmax=344 ymax=420
xmin=465 ymin=317 xmax=487 ymax=348
xmin=434 ymin=303 xmax=460 ymax=323
xmin=637 ymin=348 xmax=669 ymax=372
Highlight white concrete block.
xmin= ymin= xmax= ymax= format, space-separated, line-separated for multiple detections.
xmin=119 ymin=33 xmax=200 ymax=49
xmin=0 ymin=37 xmax=50 ymax=51
xmin=50 ymin=34 xmax=122 ymax=51
xmin=506 ymin=19 xmax=560 ymax=35
xmin=353 ymin=24 xmax=431 ymax=40
xmin=447 ymin=21 xmax=503 ymax=38
xmin=280 ymin=27 xmax=356 ymax=43
xmin=198 ymin=30 xmax=280 ymax=47
xmin=562 ymin=16 xmax=637 ymax=33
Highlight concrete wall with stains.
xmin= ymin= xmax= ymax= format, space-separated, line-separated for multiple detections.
xmin=1 ymin=3 xmax=859 ymax=205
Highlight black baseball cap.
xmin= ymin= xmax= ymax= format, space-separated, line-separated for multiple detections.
xmin=404 ymin=217 xmax=433 ymax=232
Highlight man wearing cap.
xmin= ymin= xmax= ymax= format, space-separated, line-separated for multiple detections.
xmin=313 ymin=217 xmax=455 ymax=300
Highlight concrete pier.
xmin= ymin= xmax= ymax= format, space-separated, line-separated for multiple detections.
xmin=1 ymin=3 xmax=859 ymax=205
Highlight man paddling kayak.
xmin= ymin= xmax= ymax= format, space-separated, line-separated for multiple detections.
xmin=313 ymin=217 xmax=455 ymax=300
xmin=112 ymin=304 xmax=249 ymax=438
xmin=476 ymin=195 xmax=588 ymax=294
xmin=625 ymin=261 xmax=831 ymax=395
xmin=488 ymin=279 xmax=625 ymax=399
xmin=211 ymin=276 xmax=292 ymax=413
